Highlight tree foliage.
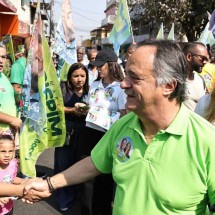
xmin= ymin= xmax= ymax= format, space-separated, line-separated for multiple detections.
xmin=127 ymin=0 xmax=215 ymax=41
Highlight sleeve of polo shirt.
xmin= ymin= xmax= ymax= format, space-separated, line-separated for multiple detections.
xmin=117 ymin=88 xmax=126 ymax=110
xmin=10 ymin=63 xmax=23 ymax=85
xmin=91 ymin=128 xmax=114 ymax=174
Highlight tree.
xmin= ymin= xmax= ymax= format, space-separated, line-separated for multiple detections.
xmin=127 ymin=0 xmax=215 ymax=41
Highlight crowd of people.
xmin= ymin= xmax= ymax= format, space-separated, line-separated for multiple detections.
xmin=0 ymin=37 xmax=215 ymax=215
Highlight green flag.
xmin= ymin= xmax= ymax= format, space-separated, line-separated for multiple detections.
xmin=109 ymin=0 xmax=132 ymax=54
xmin=20 ymin=1 xmax=66 ymax=177
xmin=156 ymin=23 xmax=164 ymax=39
xmin=167 ymin=23 xmax=175 ymax=40
xmin=60 ymin=61 xmax=71 ymax=81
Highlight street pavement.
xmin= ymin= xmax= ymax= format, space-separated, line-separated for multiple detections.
xmin=13 ymin=148 xmax=81 ymax=215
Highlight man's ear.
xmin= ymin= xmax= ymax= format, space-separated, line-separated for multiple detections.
xmin=186 ymin=53 xmax=192 ymax=62
xmin=163 ymin=79 xmax=177 ymax=97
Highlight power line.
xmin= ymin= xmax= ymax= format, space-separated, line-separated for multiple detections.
xmin=74 ymin=27 xmax=96 ymax=30
xmin=74 ymin=28 xmax=93 ymax=33
xmin=73 ymin=10 xmax=101 ymax=24
xmin=72 ymin=6 xmax=104 ymax=15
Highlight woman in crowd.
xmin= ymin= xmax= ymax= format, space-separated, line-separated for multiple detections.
xmin=54 ymin=63 xmax=89 ymax=211
xmin=77 ymin=49 xmax=127 ymax=215
xmin=195 ymin=86 xmax=215 ymax=125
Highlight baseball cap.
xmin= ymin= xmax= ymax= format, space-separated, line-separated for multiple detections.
xmin=91 ymin=49 xmax=118 ymax=67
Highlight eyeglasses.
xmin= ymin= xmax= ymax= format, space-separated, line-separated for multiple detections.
xmin=190 ymin=53 xmax=209 ymax=62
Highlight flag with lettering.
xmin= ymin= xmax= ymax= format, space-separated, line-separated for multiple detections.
xmin=20 ymin=1 xmax=66 ymax=177
xmin=109 ymin=0 xmax=131 ymax=55
xmin=156 ymin=23 xmax=164 ymax=39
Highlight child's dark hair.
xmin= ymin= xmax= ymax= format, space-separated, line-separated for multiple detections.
xmin=0 ymin=135 xmax=14 ymax=144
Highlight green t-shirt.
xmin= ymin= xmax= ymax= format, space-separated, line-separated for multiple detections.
xmin=91 ymin=104 xmax=215 ymax=215
xmin=10 ymin=57 xmax=27 ymax=85
xmin=0 ymin=72 xmax=17 ymax=132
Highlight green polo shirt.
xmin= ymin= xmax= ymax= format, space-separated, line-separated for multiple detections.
xmin=10 ymin=57 xmax=27 ymax=85
xmin=91 ymin=104 xmax=215 ymax=215
xmin=0 ymin=72 xmax=17 ymax=132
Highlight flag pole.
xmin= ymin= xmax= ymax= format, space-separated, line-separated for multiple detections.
xmin=125 ymin=0 xmax=135 ymax=44
xmin=126 ymin=0 xmax=135 ymax=44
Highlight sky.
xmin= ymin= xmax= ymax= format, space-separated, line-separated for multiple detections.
xmin=53 ymin=0 xmax=106 ymax=45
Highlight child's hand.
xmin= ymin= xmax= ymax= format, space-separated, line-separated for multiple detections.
xmin=0 ymin=197 xmax=10 ymax=206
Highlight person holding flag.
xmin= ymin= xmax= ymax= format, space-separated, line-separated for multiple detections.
xmin=0 ymin=42 xmax=22 ymax=136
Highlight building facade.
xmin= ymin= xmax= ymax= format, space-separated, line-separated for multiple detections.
xmin=0 ymin=0 xmax=50 ymax=58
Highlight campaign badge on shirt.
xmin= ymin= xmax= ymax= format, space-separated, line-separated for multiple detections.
xmin=116 ymin=136 xmax=133 ymax=162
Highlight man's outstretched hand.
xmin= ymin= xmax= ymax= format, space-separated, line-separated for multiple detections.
xmin=22 ymin=180 xmax=51 ymax=204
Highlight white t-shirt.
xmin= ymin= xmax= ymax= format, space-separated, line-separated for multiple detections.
xmin=85 ymin=79 xmax=126 ymax=131
xmin=194 ymin=94 xmax=211 ymax=118
xmin=184 ymin=72 xmax=206 ymax=111
xmin=195 ymin=94 xmax=215 ymax=126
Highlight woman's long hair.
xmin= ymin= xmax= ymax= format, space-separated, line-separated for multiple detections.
xmin=96 ymin=62 xmax=124 ymax=82
xmin=205 ymin=87 xmax=215 ymax=123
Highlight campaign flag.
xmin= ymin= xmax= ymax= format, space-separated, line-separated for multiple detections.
xmin=167 ymin=23 xmax=175 ymax=40
xmin=109 ymin=0 xmax=132 ymax=55
xmin=20 ymin=1 xmax=66 ymax=177
xmin=53 ymin=0 xmax=77 ymax=80
xmin=198 ymin=11 xmax=215 ymax=46
xmin=156 ymin=23 xmax=164 ymax=39
xmin=1 ymin=34 xmax=15 ymax=62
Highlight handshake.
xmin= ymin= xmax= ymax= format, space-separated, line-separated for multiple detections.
xmin=0 ymin=177 xmax=54 ymax=204
xmin=22 ymin=177 xmax=54 ymax=204
xmin=1 ymin=157 xmax=100 ymax=204
xmin=21 ymin=177 xmax=53 ymax=204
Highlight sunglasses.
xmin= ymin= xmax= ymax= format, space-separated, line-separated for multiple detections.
xmin=190 ymin=53 xmax=209 ymax=62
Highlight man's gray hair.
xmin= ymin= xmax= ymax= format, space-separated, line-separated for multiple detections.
xmin=137 ymin=40 xmax=187 ymax=103
xmin=0 ymin=41 xmax=6 ymax=49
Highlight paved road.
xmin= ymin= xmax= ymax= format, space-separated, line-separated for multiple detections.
xmin=13 ymin=148 xmax=81 ymax=215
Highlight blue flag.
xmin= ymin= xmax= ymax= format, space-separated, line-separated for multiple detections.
xmin=198 ymin=11 xmax=215 ymax=46
xmin=53 ymin=0 xmax=77 ymax=65
xmin=109 ymin=0 xmax=131 ymax=54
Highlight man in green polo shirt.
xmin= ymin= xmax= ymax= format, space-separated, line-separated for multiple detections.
xmin=23 ymin=40 xmax=215 ymax=215
xmin=0 ymin=42 xmax=22 ymax=134
xmin=10 ymin=47 xmax=27 ymax=96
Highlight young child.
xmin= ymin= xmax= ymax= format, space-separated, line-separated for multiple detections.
xmin=0 ymin=135 xmax=25 ymax=215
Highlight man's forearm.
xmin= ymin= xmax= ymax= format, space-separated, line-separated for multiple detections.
xmin=50 ymin=156 xmax=101 ymax=190
xmin=0 ymin=112 xmax=15 ymax=125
